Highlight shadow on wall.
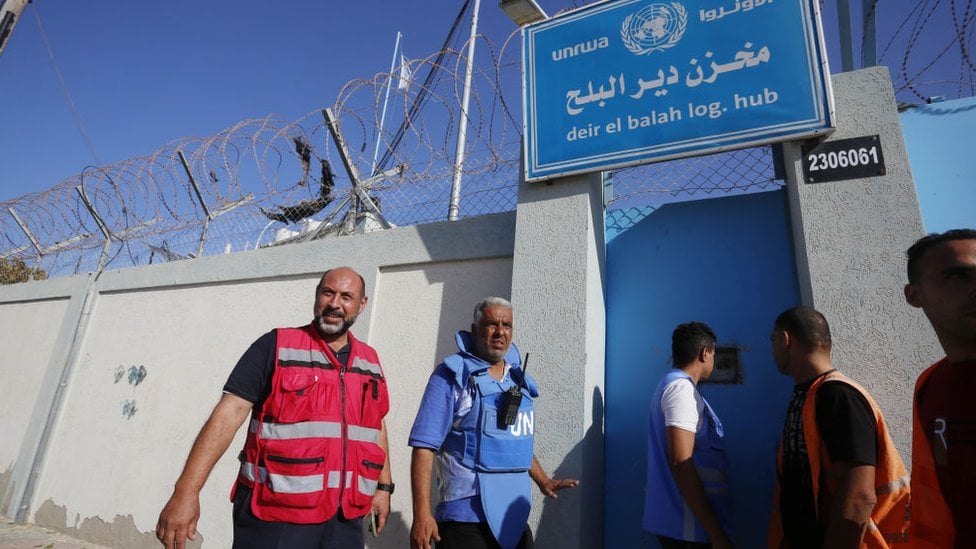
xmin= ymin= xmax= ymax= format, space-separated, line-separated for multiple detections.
xmin=366 ymin=510 xmax=408 ymax=549
xmin=535 ymin=386 xmax=605 ymax=549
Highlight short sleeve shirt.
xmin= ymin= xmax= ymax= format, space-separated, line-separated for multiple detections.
xmin=660 ymin=377 xmax=705 ymax=434
xmin=779 ymin=375 xmax=878 ymax=548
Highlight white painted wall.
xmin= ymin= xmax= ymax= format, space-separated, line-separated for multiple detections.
xmin=0 ymin=274 xmax=90 ymax=521
xmin=510 ymin=171 xmax=606 ymax=549
xmin=0 ymin=297 xmax=71 ymax=514
xmin=0 ymin=212 xmax=517 ymax=548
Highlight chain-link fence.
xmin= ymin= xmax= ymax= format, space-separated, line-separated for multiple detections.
xmin=604 ymin=145 xmax=782 ymax=235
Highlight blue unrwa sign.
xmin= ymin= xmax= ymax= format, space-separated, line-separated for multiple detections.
xmin=522 ymin=0 xmax=834 ymax=181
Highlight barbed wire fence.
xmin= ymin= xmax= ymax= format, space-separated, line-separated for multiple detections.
xmin=1 ymin=0 xmax=971 ymax=283
xmin=0 ymin=35 xmax=527 ymax=281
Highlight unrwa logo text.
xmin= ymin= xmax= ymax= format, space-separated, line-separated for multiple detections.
xmin=621 ymin=2 xmax=687 ymax=55
xmin=551 ymin=36 xmax=610 ymax=61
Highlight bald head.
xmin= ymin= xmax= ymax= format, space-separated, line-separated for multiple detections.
xmin=321 ymin=267 xmax=366 ymax=299
xmin=774 ymin=306 xmax=832 ymax=351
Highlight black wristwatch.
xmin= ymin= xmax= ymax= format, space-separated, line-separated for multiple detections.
xmin=376 ymin=482 xmax=395 ymax=495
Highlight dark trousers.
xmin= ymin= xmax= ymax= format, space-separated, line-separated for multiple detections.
xmin=656 ymin=535 xmax=713 ymax=549
xmin=437 ymin=521 xmax=534 ymax=549
xmin=232 ymin=484 xmax=364 ymax=549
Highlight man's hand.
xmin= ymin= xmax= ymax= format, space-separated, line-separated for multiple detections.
xmin=156 ymin=491 xmax=200 ymax=549
xmin=529 ymin=455 xmax=580 ymax=498
xmin=536 ymin=477 xmax=581 ymax=498
xmin=154 ymin=394 xmax=251 ymax=548
xmin=410 ymin=512 xmax=441 ymax=549
xmin=370 ymin=489 xmax=391 ymax=535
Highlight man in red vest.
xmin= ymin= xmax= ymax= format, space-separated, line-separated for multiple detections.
xmin=155 ymin=266 xmax=392 ymax=549
xmin=904 ymin=229 xmax=976 ymax=548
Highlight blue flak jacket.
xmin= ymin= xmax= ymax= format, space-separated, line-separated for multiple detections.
xmin=643 ymin=369 xmax=733 ymax=543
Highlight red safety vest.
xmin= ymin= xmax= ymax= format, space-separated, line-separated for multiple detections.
xmin=769 ymin=371 xmax=911 ymax=548
xmin=233 ymin=324 xmax=389 ymax=523
xmin=909 ymin=359 xmax=955 ymax=548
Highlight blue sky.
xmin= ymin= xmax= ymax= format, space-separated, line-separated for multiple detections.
xmin=0 ymin=0 xmax=969 ymax=202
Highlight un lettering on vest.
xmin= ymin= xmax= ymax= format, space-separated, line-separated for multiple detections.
xmin=508 ymin=410 xmax=534 ymax=437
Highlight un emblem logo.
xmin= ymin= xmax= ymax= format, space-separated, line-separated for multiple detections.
xmin=621 ymin=2 xmax=687 ymax=55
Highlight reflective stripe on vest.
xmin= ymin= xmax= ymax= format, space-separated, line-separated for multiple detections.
xmin=278 ymin=347 xmax=334 ymax=369
xmin=269 ymin=472 xmax=324 ymax=494
xmin=349 ymin=356 xmax=384 ymax=379
xmin=251 ymin=418 xmax=343 ymax=440
xmin=242 ymin=462 xmax=361 ymax=493
xmin=249 ymin=417 xmax=380 ymax=443
xmin=348 ymin=424 xmax=381 ymax=444
xmin=877 ymin=475 xmax=909 ymax=496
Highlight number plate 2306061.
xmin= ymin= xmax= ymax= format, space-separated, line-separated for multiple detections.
xmin=801 ymin=135 xmax=886 ymax=183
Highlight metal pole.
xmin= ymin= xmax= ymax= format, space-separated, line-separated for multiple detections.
xmin=448 ymin=0 xmax=481 ymax=221
xmin=8 ymin=207 xmax=44 ymax=256
xmin=372 ymin=32 xmax=402 ymax=177
xmin=177 ymin=149 xmax=212 ymax=219
xmin=322 ymin=108 xmax=394 ymax=230
xmin=837 ymin=0 xmax=854 ymax=71
xmin=861 ymin=0 xmax=877 ymax=67
xmin=0 ymin=0 xmax=30 ymax=59
xmin=75 ymin=185 xmax=112 ymax=240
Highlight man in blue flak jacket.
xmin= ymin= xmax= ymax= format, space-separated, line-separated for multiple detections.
xmin=408 ymin=296 xmax=579 ymax=549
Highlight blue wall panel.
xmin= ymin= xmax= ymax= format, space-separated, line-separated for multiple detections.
xmin=604 ymin=189 xmax=800 ymax=547
xmin=901 ymin=97 xmax=976 ymax=232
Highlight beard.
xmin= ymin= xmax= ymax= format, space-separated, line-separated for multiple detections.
xmin=315 ymin=309 xmax=358 ymax=336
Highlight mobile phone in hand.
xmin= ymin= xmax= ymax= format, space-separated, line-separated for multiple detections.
xmin=367 ymin=509 xmax=378 ymax=537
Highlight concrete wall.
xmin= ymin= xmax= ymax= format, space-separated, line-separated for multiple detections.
xmin=0 ymin=274 xmax=88 ymax=519
xmin=510 ymin=172 xmax=606 ymax=549
xmin=900 ymin=95 xmax=976 ymax=232
xmin=0 ymin=212 xmax=519 ymax=548
xmin=782 ymin=66 xmax=943 ymax=456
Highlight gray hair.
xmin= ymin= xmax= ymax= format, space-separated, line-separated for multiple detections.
xmin=473 ymin=296 xmax=513 ymax=323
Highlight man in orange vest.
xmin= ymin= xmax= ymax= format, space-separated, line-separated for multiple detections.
xmin=904 ymin=228 xmax=976 ymax=548
xmin=155 ymin=267 xmax=392 ymax=549
xmin=768 ymin=307 xmax=909 ymax=548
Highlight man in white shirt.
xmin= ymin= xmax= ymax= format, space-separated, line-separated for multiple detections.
xmin=643 ymin=322 xmax=733 ymax=549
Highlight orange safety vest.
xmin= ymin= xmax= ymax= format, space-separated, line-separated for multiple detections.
xmin=233 ymin=324 xmax=389 ymax=523
xmin=769 ymin=371 xmax=911 ymax=548
xmin=908 ymin=358 xmax=954 ymax=548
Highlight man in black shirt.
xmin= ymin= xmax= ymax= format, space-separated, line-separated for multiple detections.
xmin=768 ymin=306 xmax=908 ymax=548
xmin=155 ymin=267 xmax=393 ymax=549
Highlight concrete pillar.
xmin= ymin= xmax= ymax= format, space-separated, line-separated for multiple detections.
xmin=782 ymin=66 xmax=942 ymax=456
xmin=510 ymin=171 xmax=606 ymax=549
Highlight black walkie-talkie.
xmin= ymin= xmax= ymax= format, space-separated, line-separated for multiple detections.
xmin=499 ymin=353 xmax=529 ymax=428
